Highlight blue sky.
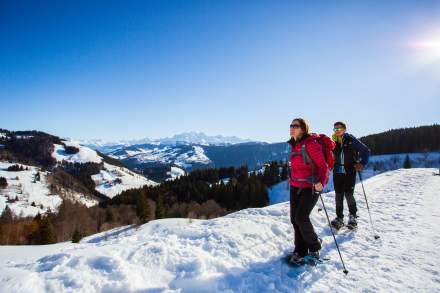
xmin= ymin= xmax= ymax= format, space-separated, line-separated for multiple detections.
xmin=1 ymin=1 xmax=439 ymax=142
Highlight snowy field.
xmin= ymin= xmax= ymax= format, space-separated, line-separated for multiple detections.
xmin=0 ymin=162 xmax=63 ymax=217
xmin=53 ymin=141 xmax=103 ymax=164
xmin=1 ymin=168 xmax=439 ymax=292
xmin=91 ymin=163 xmax=158 ymax=199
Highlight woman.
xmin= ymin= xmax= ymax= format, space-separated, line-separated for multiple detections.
xmin=287 ymin=118 xmax=329 ymax=264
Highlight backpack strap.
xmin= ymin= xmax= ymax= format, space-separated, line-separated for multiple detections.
xmin=291 ymin=143 xmax=312 ymax=165
xmin=301 ymin=144 xmax=312 ymax=164
xmin=290 ymin=142 xmax=317 ymax=184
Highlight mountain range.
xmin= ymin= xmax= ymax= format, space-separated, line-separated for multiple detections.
xmin=77 ymin=131 xmax=258 ymax=154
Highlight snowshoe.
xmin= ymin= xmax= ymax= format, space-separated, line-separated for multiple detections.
xmin=286 ymin=252 xmax=305 ymax=266
xmin=284 ymin=251 xmax=329 ymax=268
xmin=331 ymin=217 xmax=344 ymax=230
xmin=304 ymin=251 xmax=320 ymax=266
xmin=346 ymin=214 xmax=358 ymax=230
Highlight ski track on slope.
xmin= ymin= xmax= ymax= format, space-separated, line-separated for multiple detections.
xmin=0 ymin=169 xmax=439 ymax=292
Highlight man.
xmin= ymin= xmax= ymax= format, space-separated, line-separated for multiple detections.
xmin=331 ymin=121 xmax=370 ymax=229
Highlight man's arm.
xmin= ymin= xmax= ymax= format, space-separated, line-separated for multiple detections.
xmin=350 ymin=135 xmax=370 ymax=166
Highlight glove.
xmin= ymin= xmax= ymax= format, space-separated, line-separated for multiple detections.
xmin=313 ymin=182 xmax=323 ymax=192
xmin=354 ymin=163 xmax=363 ymax=171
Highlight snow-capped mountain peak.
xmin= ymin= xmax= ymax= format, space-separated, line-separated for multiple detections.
xmin=78 ymin=132 xmax=257 ymax=152
xmin=157 ymin=131 xmax=255 ymax=146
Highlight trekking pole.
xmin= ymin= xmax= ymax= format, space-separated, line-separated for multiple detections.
xmin=317 ymin=190 xmax=349 ymax=274
xmin=358 ymin=171 xmax=380 ymax=240
xmin=309 ymin=161 xmax=347 ymax=274
xmin=317 ymin=188 xmax=329 ymax=212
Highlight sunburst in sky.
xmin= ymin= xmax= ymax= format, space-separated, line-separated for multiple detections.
xmin=408 ymin=28 xmax=440 ymax=65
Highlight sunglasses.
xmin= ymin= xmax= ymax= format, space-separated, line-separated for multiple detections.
xmin=333 ymin=127 xmax=344 ymax=132
xmin=290 ymin=124 xmax=301 ymax=129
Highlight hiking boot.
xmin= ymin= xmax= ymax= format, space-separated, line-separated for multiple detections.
xmin=288 ymin=252 xmax=304 ymax=265
xmin=331 ymin=217 xmax=344 ymax=230
xmin=347 ymin=214 xmax=358 ymax=229
xmin=308 ymin=250 xmax=320 ymax=259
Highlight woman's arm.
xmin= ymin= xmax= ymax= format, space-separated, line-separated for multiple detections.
xmin=306 ymin=141 xmax=329 ymax=187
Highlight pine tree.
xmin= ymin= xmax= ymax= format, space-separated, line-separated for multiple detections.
xmin=72 ymin=228 xmax=82 ymax=243
xmin=34 ymin=212 xmax=42 ymax=221
xmin=403 ymin=154 xmax=412 ymax=169
xmin=0 ymin=206 xmax=13 ymax=223
xmin=105 ymin=208 xmax=114 ymax=222
xmin=136 ymin=195 xmax=150 ymax=223
xmin=155 ymin=195 xmax=166 ymax=219
xmin=0 ymin=177 xmax=7 ymax=188
xmin=38 ymin=217 xmax=57 ymax=244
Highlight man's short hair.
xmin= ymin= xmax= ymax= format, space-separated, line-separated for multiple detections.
xmin=334 ymin=121 xmax=347 ymax=129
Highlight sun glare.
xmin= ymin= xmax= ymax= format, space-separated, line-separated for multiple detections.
xmin=408 ymin=30 xmax=440 ymax=64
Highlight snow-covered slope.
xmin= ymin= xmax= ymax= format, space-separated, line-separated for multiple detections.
xmin=0 ymin=139 xmax=157 ymax=217
xmin=0 ymin=162 xmax=63 ymax=217
xmin=91 ymin=163 xmax=158 ymax=198
xmin=166 ymin=166 xmax=186 ymax=181
xmin=174 ymin=145 xmax=211 ymax=168
xmin=53 ymin=141 xmax=103 ymax=164
xmin=0 ymin=160 xmax=100 ymax=217
xmin=52 ymin=141 xmax=157 ymax=199
xmin=1 ymin=168 xmax=439 ymax=292
xmin=109 ymin=144 xmax=212 ymax=168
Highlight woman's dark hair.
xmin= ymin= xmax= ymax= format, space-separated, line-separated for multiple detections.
xmin=292 ymin=118 xmax=310 ymax=135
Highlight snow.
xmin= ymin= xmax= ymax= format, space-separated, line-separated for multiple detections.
xmin=61 ymin=190 xmax=99 ymax=208
xmin=81 ymin=132 xmax=255 ymax=153
xmin=166 ymin=166 xmax=186 ymax=181
xmin=52 ymin=142 xmax=103 ymax=164
xmin=52 ymin=141 xmax=157 ymax=199
xmin=269 ymin=152 xmax=440 ymax=205
xmin=136 ymin=146 xmax=180 ymax=163
xmin=157 ymin=132 xmax=255 ymax=146
xmin=91 ymin=163 xmax=158 ymax=198
xmin=117 ymin=145 xmax=212 ymax=169
xmin=1 ymin=168 xmax=439 ymax=292
xmin=175 ymin=146 xmax=211 ymax=168
xmin=367 ymin=151 xmax=440 ymax=170
xmin=111 ymin=146 xmax=182 ymax=164
xmin=0 ymin=162 xmax=62 ymax=217
xmin=15 ymin=135 xmax=34 ymax=139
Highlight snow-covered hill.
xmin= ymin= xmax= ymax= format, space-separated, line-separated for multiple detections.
xmin=1 ymin=168 xmax=439 ymax=292
xmin=52 ymin=141 xmax=158 ymax=199
xmin=0 ymin=161 xmax=98 ymax=217
xmin=91 ymin=162 xmax=157 ymax=198
xmin=109 ymin=144 xmax=212 ymax=168
xmin=0 ymin=162 xmax=63 ymax=217
xmin=0 ymin=141 xmax=158 ymax=217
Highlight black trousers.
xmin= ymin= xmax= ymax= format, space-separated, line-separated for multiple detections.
xmin=333 ymin=171 xmax=357 ymax=218
xmin=290 ymin=187 xmax=321 ymax=256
